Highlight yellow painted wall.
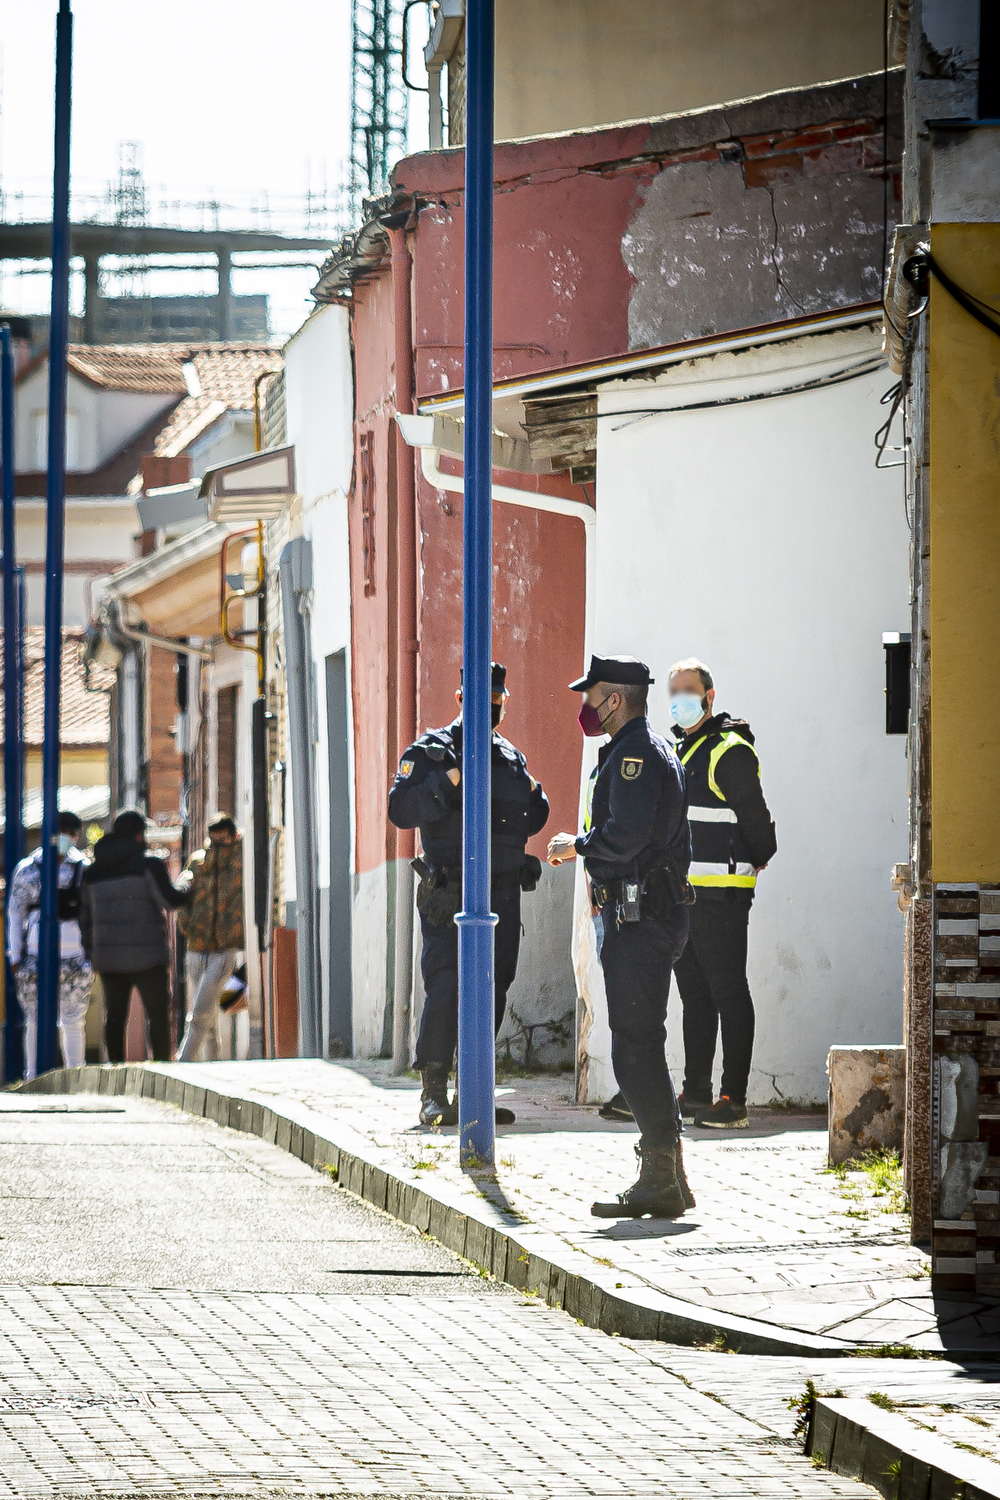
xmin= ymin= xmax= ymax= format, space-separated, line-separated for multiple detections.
xmin=930 ymin=223 xmax=1000 ymax=881
xmin=492 ymin=0 xmax=884 ymax=142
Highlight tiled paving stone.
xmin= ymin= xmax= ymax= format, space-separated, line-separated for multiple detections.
xmin=133 ymin=1058 xmax=933 ymax=1348
xmin=0 ymin=1091 xmax=884 ymax=1499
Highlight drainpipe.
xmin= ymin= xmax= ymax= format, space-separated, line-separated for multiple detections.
xmin=384 ymin=212 xmax=418 ymax=1074
xmin=401 ymin=434 xmax=599 ymax=1109
xmin=407 ymin=440 xmax=596 ymax=658
xmin=279 ymin=537 xmax=322 ymax=1058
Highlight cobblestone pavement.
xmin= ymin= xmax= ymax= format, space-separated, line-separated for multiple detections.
xmin=149 ymin=1060 xmax=936 ymax=1350
xmin=0 ymin=1091 xmax=888 ymax=1499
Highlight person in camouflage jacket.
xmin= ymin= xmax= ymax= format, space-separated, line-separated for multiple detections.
xmin=175 ymin=817 xmax=245 ymax=1060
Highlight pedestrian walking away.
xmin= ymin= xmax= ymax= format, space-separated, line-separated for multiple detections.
xmin=175 ymin=815 xmax=246 ymax=1062
xmin=668 ymin=658 xmax=777 ymax=1129
xmin=388 ymin=662 xmax=549 ymax=1128
xmin=79 ymin=810 xmax=189 ymax=1063
xmin=548 ymin=653 xmax=695 ymax=1219
xmin=6 ymin=811 xmax=92 ymax=1078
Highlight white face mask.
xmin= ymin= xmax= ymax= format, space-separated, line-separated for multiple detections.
xmin=57 ymin=834 xmax=74 ymax=856
xmin=670 ymin=692 xmax=707 ymax=730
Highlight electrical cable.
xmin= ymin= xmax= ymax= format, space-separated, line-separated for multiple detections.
xmin=925 ymin=253 xmax=1000 ymax=339
xmin=522 ymin=358 xmax=887 ymax=437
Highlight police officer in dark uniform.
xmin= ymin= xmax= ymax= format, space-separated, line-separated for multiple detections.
xmin=548 ymin=654 xmax=695 ymax=1218
xmin=388 ymin=663 xmax=549 ymax=1128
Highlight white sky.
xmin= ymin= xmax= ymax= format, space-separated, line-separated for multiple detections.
xmin=0 ymin=0 xmax=429 ymax=339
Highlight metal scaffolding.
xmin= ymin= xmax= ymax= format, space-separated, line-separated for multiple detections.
xmin=350 ymin=0 xmax=408 ymax=215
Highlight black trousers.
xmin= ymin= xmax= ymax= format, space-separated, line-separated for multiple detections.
xmin=102 ymin=965 xmax=173 ymax=1063
xmin=599 ymin=903 xmax=689 ymax=1149
xmin=414 ymin=884 xmax=521 ymax=1069
xmin=673 ymin=894 xmax=754 ymax=1105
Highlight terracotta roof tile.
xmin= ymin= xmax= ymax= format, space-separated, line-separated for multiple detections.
xmin=2 ymin=628 xmax=114 ymax=747
xmin=14 ymin=343 xmax=282 ymax=497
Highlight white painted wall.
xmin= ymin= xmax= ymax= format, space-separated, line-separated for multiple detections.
xmin=281 ymin=305 xmax=358 ymax=1048
xmin=15 ymin=497 xmax=138 ymax=626
xmin=15 ymin=365 xmax=174 ymax=472
xmin=585 ymin=323 xmax=909 ymax=1104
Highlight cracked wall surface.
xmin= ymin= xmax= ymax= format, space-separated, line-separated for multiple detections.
xmin=624 ymin=120 xmax=899 ymax=349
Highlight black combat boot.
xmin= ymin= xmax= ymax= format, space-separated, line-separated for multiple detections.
xmin=598 ymin=1090 xmax=635 ymax=1122
xmin=666 ymin=1134 xmax=696 ymax=1210
xmin=591 ymin=1141 xmax=687 ymax=1219
xmin=419 ymin=1065 xmax=457 ymax=1127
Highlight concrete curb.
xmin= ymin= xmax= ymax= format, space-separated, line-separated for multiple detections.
xmin=809 ymin=1398 xmax=1000 ymax=1500
xmin=18 ymin=1063 xmax=855 ymax=1358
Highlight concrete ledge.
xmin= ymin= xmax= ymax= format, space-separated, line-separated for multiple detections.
xmin=809 ymin=1398 xmax=1000 ymax=1500
xmin=17 ymin=1063 xmax=855 ymax=1358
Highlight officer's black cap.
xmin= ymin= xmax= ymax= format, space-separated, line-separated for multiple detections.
xmin=460 ymin=661 xmax=507 ymax=691
xmin=568 ymin=654 xmax=655 ymax=692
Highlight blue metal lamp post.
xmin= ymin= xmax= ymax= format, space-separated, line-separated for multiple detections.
xmin=36 ymin=0 xmax=74 ymax=1077
xmin=1 ymin=325 xmax=25 ymax=1083
xmin=456 ymin=0 xmax=497 ymax=1168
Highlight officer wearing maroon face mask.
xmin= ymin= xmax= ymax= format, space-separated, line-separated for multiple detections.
xmin=547 ymin=654 xmax=695 ymax=1219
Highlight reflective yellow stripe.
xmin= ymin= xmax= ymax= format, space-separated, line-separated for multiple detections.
xmin=584 ymin=765 xmax=598 ymax=833
xmin=690 ymin=873 xmax=757 ymax=887
xmin=707 ymin=732 xmax=760 ymax=800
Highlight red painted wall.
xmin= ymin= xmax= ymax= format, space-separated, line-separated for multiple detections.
xmin=350 ymin=126 xmax=653 ymax=876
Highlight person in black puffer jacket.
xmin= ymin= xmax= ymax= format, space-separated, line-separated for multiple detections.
xmin=79 ymin=809 xmax=189 ymax=1062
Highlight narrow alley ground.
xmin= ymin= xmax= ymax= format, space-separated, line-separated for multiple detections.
xmin=0 ymin=1088 xmax=902 ymax=1499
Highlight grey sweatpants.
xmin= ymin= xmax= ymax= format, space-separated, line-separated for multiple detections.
xmin=175 ymin=950 xmax=239 ymax=1062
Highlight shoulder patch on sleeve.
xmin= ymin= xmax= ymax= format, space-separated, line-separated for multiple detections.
xmin=399 ymin=759 xmax=415 ymax=779
xmin=621 ymin=757 xmax=644 ymax=781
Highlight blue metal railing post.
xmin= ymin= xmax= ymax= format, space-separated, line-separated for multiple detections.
xmin=456 ymin=0 xmax=496 ymax=1168
xmin=36 ymin=0 xmax=73 ymax=1077
xmin=1 ymin=324 xmax=25 ymax=1083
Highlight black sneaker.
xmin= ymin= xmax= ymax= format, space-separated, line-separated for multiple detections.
xmin=598 ymin=1091 xmax=634 ymax=1122
xmin=693 ymin=1095 xmax=749 ymax=1129
xmin=677 ymin=1091 xmax=712 ymax=1121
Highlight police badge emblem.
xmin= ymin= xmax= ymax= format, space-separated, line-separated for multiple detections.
xmin=621 ymin=757 xmax=643 ymax=780
xmin=399 ymin=760 xmax=415 ymax=778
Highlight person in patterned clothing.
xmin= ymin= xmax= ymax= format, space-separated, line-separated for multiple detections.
xmin=175 ymin=816 xmax=245 ymax=1061
xmin=6 ymin=811 xmax=92 ymax=1078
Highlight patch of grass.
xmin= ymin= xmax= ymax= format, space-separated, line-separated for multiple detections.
xmin=811 ymin=1451 xmax=827 ymax=1469
xmin=965 ymin=1414 xmax=991 ymax=1428
xmin=853 ymin=1344 xmax=941 ymax=1360
xmin=868 ymin=1392 xmax=896 ymax=1410
xmin=855 ymin=1148 xmax=908 ymax=1214
xmin=499 ymin=1155 xmax=517 ymax=1170
xmin=593 ymin=1255 xmax=613 ymax=1267
xmin=320 ymin=1162 xmax=339 ymax=1181
xmin=954 ymin=1440 xmax=992 ymax=1458
xmin=787 ymin=1379 xmax=845 ymax=1444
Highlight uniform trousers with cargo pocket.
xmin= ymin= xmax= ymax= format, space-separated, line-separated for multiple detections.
xmin=599 ymin=901 xmax=689 ymax=1148
xmin=415 ymin=884 xmax=521 ymax=1068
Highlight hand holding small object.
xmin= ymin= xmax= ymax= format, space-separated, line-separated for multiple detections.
xmin=547 ymin=832 xmax=578 ymax=866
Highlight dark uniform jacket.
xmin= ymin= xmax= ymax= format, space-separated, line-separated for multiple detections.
xmin=575 ymin=716 xmax=691 ymax=885
xmin=79 ymin=835 xmax=189 ymax=973
xmin=388 ymin=718 xmax=549 ymax=876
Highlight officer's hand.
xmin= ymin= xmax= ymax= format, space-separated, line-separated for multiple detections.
xmin=547 ymin=832 xmax=578 ymax=866
xmin=446 ymin=768 xmax=460 ymax=786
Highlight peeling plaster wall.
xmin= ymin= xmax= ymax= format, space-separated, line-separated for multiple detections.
xmin=625 ymin=122 xmax=898 ymax=349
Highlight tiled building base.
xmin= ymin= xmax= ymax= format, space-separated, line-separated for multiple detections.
xmin=932 ymin=882 xmax=1000 ymax=1297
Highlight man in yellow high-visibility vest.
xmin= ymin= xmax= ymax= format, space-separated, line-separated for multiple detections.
xmin=669 ymin=658 xmax=776 ymax=1130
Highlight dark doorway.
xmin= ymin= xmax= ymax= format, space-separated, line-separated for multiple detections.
xmin=216 ymin=684 xmax=239 ymax=817
xmin=326 ymin=651 xmax=353 ymax=1055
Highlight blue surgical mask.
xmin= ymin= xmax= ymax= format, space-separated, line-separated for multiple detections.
xmin=670 ymin=693 xmax=707 ymax=730
xmin=57 ymin=834 xmax=74 ymax=856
